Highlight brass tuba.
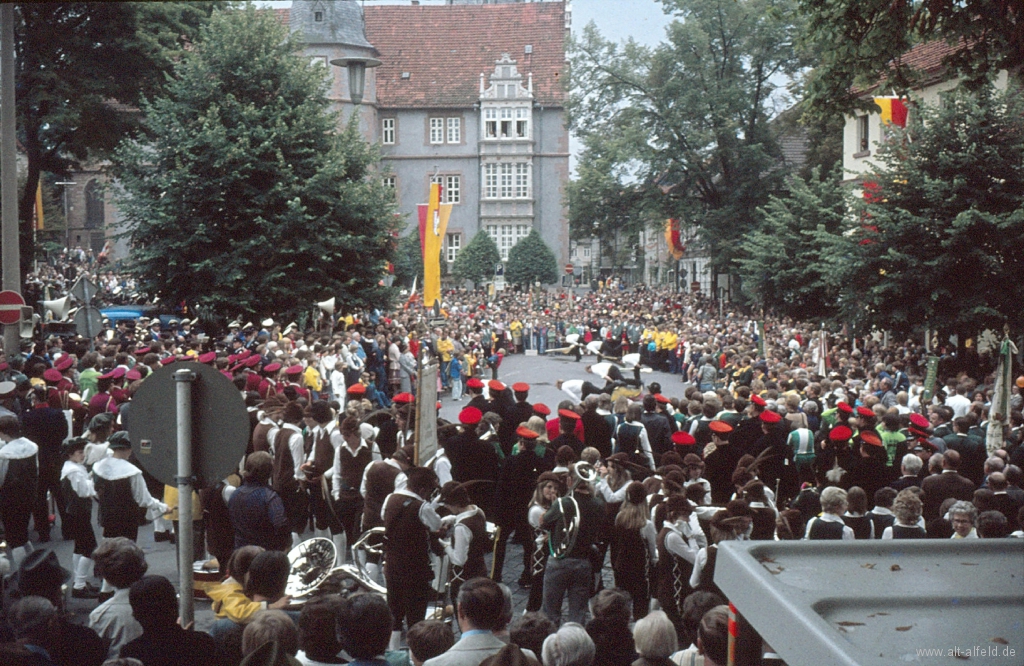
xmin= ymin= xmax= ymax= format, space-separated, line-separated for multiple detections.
xmin=284 ymin=537 xmax=338 ymax=604
xmin=547 ymin=461 xmax=598 ymax=559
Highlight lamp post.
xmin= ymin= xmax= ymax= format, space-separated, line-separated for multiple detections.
xmin=329 ymin=55 xmax=382 ymax=105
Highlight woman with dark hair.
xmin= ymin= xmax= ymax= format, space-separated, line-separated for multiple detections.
xmin=611 ymin=482 xmax=658 ymax=620
xmin=121 ymin=576 xmax=225 ymax=666
xmin=585 ymin=588 xmax=637 ymax=666
xmin=340 ymin=593 xmax=394 ymax=665
xmin=841 ymin=486 xmax=874 ymax=539
xmin=740 ymin=481 xmax=776 ymax=541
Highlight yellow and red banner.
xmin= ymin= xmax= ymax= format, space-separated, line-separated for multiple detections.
xmin=874 ymin=97 xmax=908 ymax=128
xmin=34 ymin=181 xmax=44 ymax=230
xmin=417 ymin=183 xmax=452 ymax=309
xmin=665 ymin=218 xmax=686 ymax=260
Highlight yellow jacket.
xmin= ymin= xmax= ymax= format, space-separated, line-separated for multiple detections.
xmin=436 ymin=337 xmax=454 ymax=362
xmin=303 ymin=366 xmax=322 ymax=391
xmin=206 ymin=578 xmax=265 ymax=624
xmin=659 ymin=331 xmax=678 ymax=351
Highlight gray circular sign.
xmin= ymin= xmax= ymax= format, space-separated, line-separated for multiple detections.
xmin=122 ymin=362 xmax=249 ymax=488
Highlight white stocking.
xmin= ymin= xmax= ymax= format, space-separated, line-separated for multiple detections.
xmin=75 ymin=556 xmax=94 ymax=589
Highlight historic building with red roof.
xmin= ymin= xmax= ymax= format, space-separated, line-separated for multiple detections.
xmin=287 ymin=0 xmax=571 ymax=272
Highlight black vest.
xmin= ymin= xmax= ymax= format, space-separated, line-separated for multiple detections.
xmin=869 ymin=512 xmax=895 ymax=539
xmin=808 ymin=517 xmax=845 ymax=540
xmin=842 ymin=514 xmax=873 ymax=540
xmin=62 ymin=476 xmax=92 ymax=518
xmin=891 ymin=524 xmax=926 ymax=539
xmin=95 ymin=476 xmax=145 ymax=528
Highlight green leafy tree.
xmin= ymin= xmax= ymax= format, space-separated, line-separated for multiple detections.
xmin=506 ymin=229 xmax=559 ymax=287
xmin=451 ymin=231 xmax=501 ymax=287
xmin=737 ymin=166 xmax=848 ymax=321
xmin=113 ymin=6 xmax=396 ymax=323
xmin=392 ymin=233 xmax=423 ymax=289
xmin=567 ymin=0 xmax=807 ymax=278
xmin=799 ymin=0 xmax=1023 ymax=117
xmin=820 ymin=87 xmax=1024 ymax=337
xmin=10 ymin=2 xmax=217 ymax=276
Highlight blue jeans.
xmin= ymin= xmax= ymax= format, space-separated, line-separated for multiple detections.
xmin=440 ymin=361 xmax=450 ymax=388
xmin=451 ymin=377 xmax=463 ymax=400
xmin=542 ymin=556 xmax=591 ymax=625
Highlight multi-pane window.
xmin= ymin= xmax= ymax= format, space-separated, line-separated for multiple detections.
xmin=446 ymin=233 xmax=461 ymax=263
xmin=430 ymin=118 xmax=445 ymax=144
xmin=486 ymin=224 xmax=531 ymax=260
xmin=500 ymin=108 xmax=513 ymax=138
xmin=382 ymin=176 xmax=396 ymax=189
xmin=431 ymin=175 xmax=461 ymax=204
xmin=516 ymin=108 xmax=529 ymax=138
xmin=484 ymin=109 xmax=498 ymax=139
xmin=382 ymin=118 xmax=395 ymax=145
xmin=483 ymin=162 xmax=531 ymax=200
xmin=856 ymin=115 xmax=869 ymax=152
xmin=430 ymin=117 xmax=461 ymax=144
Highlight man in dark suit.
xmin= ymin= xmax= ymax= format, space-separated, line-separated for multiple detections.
xmin=580 ymin=395 xmax=613 ymax=459
xmin=640 ymin=394 xmax=672 ymax=463
xmin=943 ymin=417 xmax=986 ymax=486
xmin=921 ymin=450 xmax=976 ymax=521
xmin=987 ymin=472 xmax=1022 ymax=525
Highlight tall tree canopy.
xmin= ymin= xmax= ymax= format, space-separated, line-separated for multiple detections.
xmin=819 ymin=87 xmax=1024 ymax=337
xmin=506 ymin=230 xmax=559 ymax=287
xmin=113 ymin=5 xmax=396 ymax=322
xmin=800 ymin=0 xmax=1023 ymax=117
xmin=11 ymin=2 xmax=218 ymax=276
xmin=451 ymin=231 xmax=501 ymax=287
xmin=566 ymin=0 xmax=807 ymax=276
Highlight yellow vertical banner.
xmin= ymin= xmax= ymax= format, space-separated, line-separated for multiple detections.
xmin=420 ymin=183 xmax=452 ymax=309
xmin=34 ymin=181 xmax=44 ymax=230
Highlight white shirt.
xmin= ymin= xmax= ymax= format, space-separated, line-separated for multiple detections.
xmin=382 ymin=487 xmax=442 ymax=531
xmin=617 ymin=420 xmax=655 ymax=468
xmin=560 ymin=379 xmax=584 ymax=403
xmin=442 ymin=505 xmax=484 ymax=566
xmin=61 ymin=459 xmax=96 ymax=499
xmin=664 ymin=519 xmax=700 ymax=564
xmin=360 ymin=458 xmax=408 ymax=500
xmin=92 ymin=456 xmax=167 ymax=519
xmin=280 ymin=423 xmax=306 ymax=481
xmin=0 ymin=437 xmax=38 ymax=486
xmin=944 ymin=393 xmax=972 ymax=418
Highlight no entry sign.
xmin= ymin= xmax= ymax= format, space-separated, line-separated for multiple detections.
xmin=0 ymin=290 xmax=26 ymax=325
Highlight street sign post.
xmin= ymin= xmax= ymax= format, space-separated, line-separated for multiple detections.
xmin=73 ymin=305 xmax=104 ymax=341
xmin=565 ymin=263 xmax=574 ymax=275
xmin=70 ymin=277 xmax=100 ymax=304
xmin=0 ymin=289 xmax=25 ymax=325
xmin=122 ymin=363 xmax=249 ymax=628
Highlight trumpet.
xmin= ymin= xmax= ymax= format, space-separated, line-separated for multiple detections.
xmin=547 ymin=461 xmax=598 ymax=559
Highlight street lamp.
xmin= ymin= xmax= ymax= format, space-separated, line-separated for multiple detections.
xmin=329 ymin=56 xmax=381 ymax=105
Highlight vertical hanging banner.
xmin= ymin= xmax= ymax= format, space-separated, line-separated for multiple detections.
xmin=665 ymin=218 xmax=686 ymax=260
xmin=34 ymin=181 xmax=44 ymax=230
xmin=873 ymin=97 xmax=908 ymax=128
xmin=418 ymin=183 xmax=452 ymax=310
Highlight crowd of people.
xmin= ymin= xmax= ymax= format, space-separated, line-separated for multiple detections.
xmin=0 ymin=281 xmax=1021 ymax=666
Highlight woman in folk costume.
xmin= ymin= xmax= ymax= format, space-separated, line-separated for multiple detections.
xmin=610 ymin=481 xmax=658 ymax=621
xmin=689 ymin=500 xmax=753 ymax=600
xmin=438 ymin=480 xmax=489 ymax=603
xmin=60 ymin=437 xmax=100 ymax=598
xmin=655 ymin=496 xmax=702 ymax=637
xmin=0 ymin=416 xmax=40 ymax=566
xmin=526 ymin=471 xmax=562 ymax=612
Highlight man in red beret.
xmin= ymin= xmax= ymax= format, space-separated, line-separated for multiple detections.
xmin=703 ymin=421 xmax=743 ymax=504
xmin=846 ymin=430 xmax=891 ymax=503
xmin=444 ymin=407 xmax=500 ymax=519
xmin=506 ymin=382 xmax=535 ymax=446
xmin=755 ymin=409 xmax=800 ymax=505
xmin=465 ymin=377 xmax=490 ymax=415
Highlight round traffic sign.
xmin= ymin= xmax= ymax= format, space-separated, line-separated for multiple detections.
xmin=122 ymin=363 xmax=249 ymax=488
xmin=565 ymin=263 xmax=574 ymax=275
xmin=0 ymin=290 xmax=26 ymax=325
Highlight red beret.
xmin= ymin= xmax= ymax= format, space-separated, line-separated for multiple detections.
xmin=43 ymin=369 xmax=63 ymax=383
xmin=750 ymin=394 xmax=767 ymax=407
xmin=533 ymin=403 xmax=551 ymax=416
xmin=856 ymin=406 xmax=875 ymax=418
xmin=516 ymin=425 xmax=539 ymax=440
xmin=237 ymin=350 xmax=252 ymax=360
xmin=830 ymin=425 xmax=853 ymax=441
xmin=158 ymin=357 xmax=176 ymax=366
xmin=346 ymin=383 xmax=366 ymax=395
xmin=466 ymin=378 xmax=484 ymax=390
xmin=654 ymin=393 xmax=670 ymax=404
xmin=54 ymin=356 xmax=74 ymax=371
xmin=512 ymin=382 xmax=530 ymax=392
xmin=264 ymin=363 xmax=281 ymax=373
xmin=230 ymin=363 xmax=245 ymax=373
xmin=198 ymin=352 xmax=217 ymax=364
xmin=285 ymin=364 xmax=303 ymax=376
xmin=709 ymin=420 xmax=733 ymax=434
xmin=245 ymin=355 xmax=261 ymax=368
xmin=488 ymin=380 xmax=506 ymax=392
xmin=672 ymin=431 xmax=696 ymax=446
xmin=459 ymin=407 xmax=483 ymax=425
xmin=837 ymin=402 xmax=853 ymax=414
xmin=760 ymin=410 xmax=783 ymax=424
xmin=135 ymin=347 xmax=151 ymax=356
xmin=909 ymin=413 xmax=930 ymax=429
xmin=0 ymin=362 xmax=8 ymax=371
xmin=126 ymin=369 xmax=142 ymax=381
xmin=111 ymin=367 xmax=126 ymax=379
xmin=558 ymin=408 xmax=581 ymax=420
xmin=393 ymin=392 xmax=414 ymax=404
xmin=860 ymin=431 xmax=883 ymax=446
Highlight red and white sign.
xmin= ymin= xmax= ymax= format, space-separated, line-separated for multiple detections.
xmin=0 ymin=290 xmax=26 ymax=325
xmin=565 ymin=263 xmax=574 ymax=275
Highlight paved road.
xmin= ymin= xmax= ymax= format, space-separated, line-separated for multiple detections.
xmin=27 ymin=350 xmax=685 ymax=630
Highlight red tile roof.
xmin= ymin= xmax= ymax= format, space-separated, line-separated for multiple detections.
xmin=364 ymin=3 xmax=567 ymax=109
xmin=859 ymin=39 xmax=963 ymax=95
xmin=272 ymin=8 xmax=290 ymax=28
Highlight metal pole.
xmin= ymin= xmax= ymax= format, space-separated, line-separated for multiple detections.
xmin=1 ymin=5 xmax=21 ymax=358
xmin=174 ymin=368 xmax=196 ymax=627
